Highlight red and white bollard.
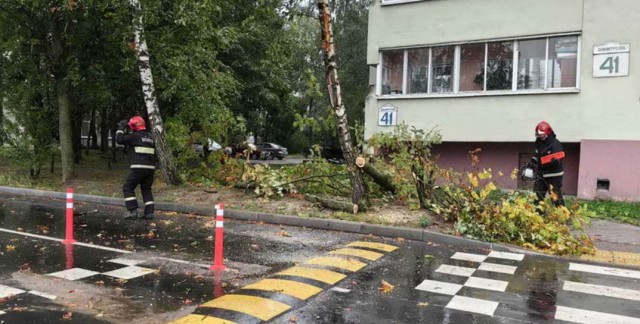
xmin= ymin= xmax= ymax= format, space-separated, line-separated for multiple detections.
xmin=64 ymin=188 xmax=76 ymax=244
xmin=210 ymin=203 xmax=225 ymax=271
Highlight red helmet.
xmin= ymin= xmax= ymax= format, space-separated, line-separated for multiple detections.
xmin=128 ymin=116 xmax=146 ymax=131
xmin=535 ymin=121 xmax=552 ymax=139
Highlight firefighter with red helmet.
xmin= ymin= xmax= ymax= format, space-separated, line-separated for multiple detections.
xmin=529 ymin=121 xmax=565 ymax=207
xmin=116 ymin=116 xmax=156 ymax=220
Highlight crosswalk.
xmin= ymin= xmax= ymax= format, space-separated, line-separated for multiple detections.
xmin=46 ymin=257 xmax=155 ymax=281
xmin=415 ymin=251 xmax=640 ymax=323
xmin=556 ymin=262 xmax=640 ymax=324
xmin=415 ymin=250 xmax=525 ymax=317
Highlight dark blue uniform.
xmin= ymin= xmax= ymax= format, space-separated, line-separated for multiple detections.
xmin=530 ymin=132 xmax=565 ymax=206
xmin=116 ymin=127 xmax=156 ymax=218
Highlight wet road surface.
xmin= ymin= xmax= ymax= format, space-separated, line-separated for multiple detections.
xmin=1 ymin=194 xmax=640 ymax=323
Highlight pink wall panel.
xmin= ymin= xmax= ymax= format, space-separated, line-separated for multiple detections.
xmin=431 ymin=142 xmax=579 ymax=195
xmin=578 ymin=140 xmax=640 ymax=201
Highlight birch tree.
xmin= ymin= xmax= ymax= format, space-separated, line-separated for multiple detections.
xmin=129 ymin=0 xmax=180 ymax=185
xmin=317 ymin=0 xmax=366 ymax=211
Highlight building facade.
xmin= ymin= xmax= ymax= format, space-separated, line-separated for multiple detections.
xmin=364 ymin=0 xmax=640 ymax=200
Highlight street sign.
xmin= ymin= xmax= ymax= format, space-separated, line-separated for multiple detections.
xmin=593 ymin=42 xmax=630 ymax=78
xmin=378 ymin=104 xmax=398 ymax=127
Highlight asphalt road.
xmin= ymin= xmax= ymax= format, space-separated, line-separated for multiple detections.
xmin=0 ymin=195 xmax=639 ymax=323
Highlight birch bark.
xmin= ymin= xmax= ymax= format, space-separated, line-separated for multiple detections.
xmin=129 ymin=0 xmax=180 ymax=185
xmin=318 ymin=0 xmax=366 ymax=210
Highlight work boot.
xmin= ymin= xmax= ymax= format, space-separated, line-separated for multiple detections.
xmin=141 ymin=213 xmax=154 ymax=220
xmin=124 ymin=209 xmax=138 ymax=220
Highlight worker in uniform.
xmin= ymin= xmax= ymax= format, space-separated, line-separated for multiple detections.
xmin=116 ymin=116 xmax=156 ymax=220
xmin=529 ymin=121 xmax=565 ymax=207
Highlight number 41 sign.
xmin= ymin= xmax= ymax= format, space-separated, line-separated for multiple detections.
xmin=378 ymin=104 xmax=398 ymax=126
xmin=593 ymin=42 xmax=630 ymax=78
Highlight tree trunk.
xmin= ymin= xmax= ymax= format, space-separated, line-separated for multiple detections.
xmin=0 ymin=102 xmax=4 ymax=145
xmin=100 ymin=106 xmax=109 ymax=152
xmin=304 ymin=194 xmax=359 ymax=214
xmin=362 ymin=162 xmax=397 ymax=194
xmin=89 ymin=108 xmax=97 ymax=150
xmin=72 ymin=113 xmax=81 ymax=163
xmin=129 ymin=0 xmax=180 ymax=185
xmin=51 ymin=19 xmax=74 ymax=183
xmin=317 ymin=0 xmax=366 ymax=209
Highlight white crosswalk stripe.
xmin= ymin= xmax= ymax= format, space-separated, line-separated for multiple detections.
xmin=28 ymin=290 xmax=57 ymax=300
xmin=563 ymin=280 xmax=640 ymax=302
xmin=415 ymin=279 xmax=463 ymax=296
xmin=478 ymin=262 xmax=517 ymax=275
xmin=451 ymin=252 xmax=487 ymax=263
xmin=555 ymin=306 xmax=640 ymax=324
xmin=446 ymin=295 xmax=499 ymax=316
xmin=569 ymin=262 xmax=640 ymax=280
xmin=464 ymin=276 xmax=509 ymax=292
xmin=488 ymin=251 xmax=525 ymax=261
xmin=435 ymin=264 xmax=476 ymax=277
xmin=0 ymin=284 xmax=25 ymax=298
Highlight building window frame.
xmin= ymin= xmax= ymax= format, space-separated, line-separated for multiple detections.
xmin=381 ymin=0 xmax=426 ymax=6
xmin=376 ymin=34 xmax=581 ymax=98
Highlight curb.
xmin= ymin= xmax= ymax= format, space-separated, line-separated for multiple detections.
xmin=0 ymin=186 xmax=548 ymax=257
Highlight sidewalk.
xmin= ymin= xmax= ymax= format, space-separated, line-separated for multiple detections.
xmin=1 ymin=186 xmax=640 ymax=267
xmin=580 ymin=219 xmax=640 ymax=266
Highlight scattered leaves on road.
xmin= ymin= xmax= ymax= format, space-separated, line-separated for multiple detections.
xmin=378 ymin=280 xmax=395 ymax=294
xmin=6 ymin=245 xmax=16 ymax=252
xmin=417 ymin=302 xmax=430 ymax=307
xmin=276 ymin=230 xmax=291 ymax=237
xmin=62 ymin=312 xmax=72 ymax=320
xmin=423 ymin=254 xmax=435 ymax=259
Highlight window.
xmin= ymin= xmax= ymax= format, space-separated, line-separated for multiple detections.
xmin=381 ymin=50 xmax=404 ymax=95
xmin=486 ymin=41 xmax=513 ymax=91
xmin=517 ymin=39 xmax=546 ymax=90
xmin=381 ymin=0 xmax=426 ymax=5
xmin=431 ymin=46 xmax=454 ymax=93
xmin=407 ymin=48 xmax=429 ymax=94
xmin=459 ymin=43 xmax=485 ymax=92
xmin=548 ymin=36 xmax=578 ymax=88
xmin=378 ymin=34 xmax=580 ymax=97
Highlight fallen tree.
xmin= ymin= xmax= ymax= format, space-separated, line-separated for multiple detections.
xmin=304 ymin=194 xmax=359 ymax=214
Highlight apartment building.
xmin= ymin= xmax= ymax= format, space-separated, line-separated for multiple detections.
xmin=364 ymin=0 xmax=640 ymax=200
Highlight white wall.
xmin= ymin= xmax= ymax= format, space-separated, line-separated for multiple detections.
xmin=367 ymin=0 xmax=584 ymax=64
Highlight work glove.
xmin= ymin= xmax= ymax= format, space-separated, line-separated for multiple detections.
xmin=117 ymin=119 xmax=129 ymax=131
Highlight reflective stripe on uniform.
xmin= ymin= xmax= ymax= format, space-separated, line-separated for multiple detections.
xmin=543 ymin=171 xmax=564 ymax=178
xmin=116 ymin=130 xmax=124 ymax=135
xmin=125 ymin=197 xmax=137 ymax=201
xmin=130 ymin=165 xmax=155 ymax=169
xmin=144 ymin=201 xmax=154 ymax=205
xmin=134 ymin=147 xmax=155 ymax=154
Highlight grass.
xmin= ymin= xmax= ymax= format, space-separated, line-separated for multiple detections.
xmin=578 ymin=199 xmax=640 ymax=225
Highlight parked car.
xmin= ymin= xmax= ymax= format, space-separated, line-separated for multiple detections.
xmin=254 ymin=142 xmax=288 ymax=160
xmin=193 ymin=139 xmax=222 ymax=158
xmin=304 ymin=145 xmax=344 ymax=164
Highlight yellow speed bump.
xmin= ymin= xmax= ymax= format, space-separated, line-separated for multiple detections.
xmin=304 ymin=256 xmax=367 ymax=272
xmin=347 ymin=241 xmax=398 ymax=252
xmin=329 ymin=248 xmax=384 ymax=261
xmin=277 ymin=266 xmax=346 ymax=284
xmin=169 ymin=314 xmax=237 ymax=324
xmin=200 ymin=294 xmax=290 ymax=321
xmin=243 ymin=278 xmax=322 ymax=300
